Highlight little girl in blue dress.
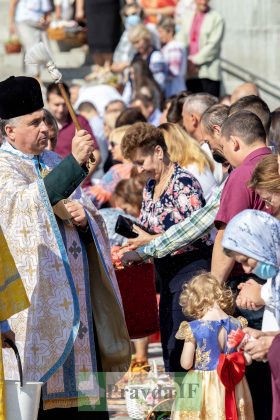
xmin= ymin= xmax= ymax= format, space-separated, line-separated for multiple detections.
xmin=172 ymin=272 xmax=254 ymax=420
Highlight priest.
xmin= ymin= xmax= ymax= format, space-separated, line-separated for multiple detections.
xmin=0 ymin=76 xmax=131 ymax=418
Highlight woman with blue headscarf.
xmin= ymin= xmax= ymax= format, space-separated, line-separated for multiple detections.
xmin=222 ymin=209 xmax=280 ymax=420
xmin=222 ymin=209 xmax=280 ymax=332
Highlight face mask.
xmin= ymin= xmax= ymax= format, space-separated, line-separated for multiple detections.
xmin=125 ymin=14 xmax=141 ymax=29
xmin=212 ymin=150 xmax=228 ymax=165
xmin=252 ymin=262 xmax=278 ymax=279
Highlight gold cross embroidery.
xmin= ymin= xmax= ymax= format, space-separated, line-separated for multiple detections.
xmin=43 ymin=220 xmax=51 ymax=236
xmin=25 ymin=264 xmax=36 ymax=278
xmin=31 ymin=344 xmax=40 ymax=354
xmin=52 ymin=260 xmax=63 ymax=273
xmin=19 ymin=227 xmax=30 ymax=239
xmin=60 ymin=298 xmax=71 ymax=311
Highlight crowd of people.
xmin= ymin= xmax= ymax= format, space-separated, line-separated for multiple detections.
xmin=1 ymin=1 xmax=280 ymax=420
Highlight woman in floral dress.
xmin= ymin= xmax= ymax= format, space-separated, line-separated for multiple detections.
xmin=121 ymin=122 xmax=213 ymax=372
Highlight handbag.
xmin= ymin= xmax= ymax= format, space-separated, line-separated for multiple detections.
xmin=4 ymin=339 xmax=43 ymax=420
xmin=115 ymin=263 xmax=159 ymax=339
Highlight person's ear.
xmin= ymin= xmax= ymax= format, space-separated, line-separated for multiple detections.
xmin=4 ymin=124 xmax=16 ymax=141
xmin=213 ymin=124 xmax=221 ymax=137
xmin=154 ymin=145 xmax=164 ymax=160
xmin=230 ymin=135 xmax=240 ymax=151
xmin=191 ymin=113 xmax=199 ymax=129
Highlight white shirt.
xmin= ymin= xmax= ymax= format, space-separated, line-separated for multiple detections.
xmin=186 ymin=163 xmax=217 ymax=202
xmin=201 ymin=142 xmax=225 ymax=185
xmin=261 ymin=279 xmax=279 ymax=331
xmin=15 ymin=0 xmax=52 ymax=22
xmin=74 ymin=85 xmax=123 ymax=117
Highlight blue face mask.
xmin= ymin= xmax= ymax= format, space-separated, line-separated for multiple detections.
xmin=125 ymin=14 xmax=141 ymax=29
xmin=252 ymin=262 xmax=278 ymax=279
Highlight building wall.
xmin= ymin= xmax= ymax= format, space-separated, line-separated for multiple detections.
xmin=212 ymin=0 xmax=280 ymax=109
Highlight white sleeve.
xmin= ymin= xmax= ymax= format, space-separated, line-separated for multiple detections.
xmin=261 ymin=279 xmax=276 ymax=310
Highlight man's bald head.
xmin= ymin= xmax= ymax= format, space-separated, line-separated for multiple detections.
xmin=231 ymin=82 xmax=259 ymax=104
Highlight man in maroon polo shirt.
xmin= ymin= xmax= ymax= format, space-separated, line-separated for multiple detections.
xmin=46 ymin=83 xmax=101 ymax=185
xmin=211 ymin=110 xmax=273 ymax=420
xmin=211 ymin=110 xmax=271 ymax=283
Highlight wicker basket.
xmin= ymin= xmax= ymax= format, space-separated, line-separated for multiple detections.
xmin=62 ymin=31 xmax=87 ymax=48
xmin=47 ymin=27 xmax=65 ymax=41
xmin=4 ymin=41 xmax=22 ymax=54
xmin=146 ymin=398 xmax=174 ymax=420
xmin=125 ymin=384 xmax=152 ymax=419
xmin=47 ymin=27 xmax=87 ymax=48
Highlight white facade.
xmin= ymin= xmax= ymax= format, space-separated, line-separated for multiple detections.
xmin=212 ymin=0 xmax=280 ymax=109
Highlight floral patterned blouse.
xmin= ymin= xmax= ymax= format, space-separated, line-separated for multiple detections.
xmin=139 ymin=163 xmax=205 ymax=233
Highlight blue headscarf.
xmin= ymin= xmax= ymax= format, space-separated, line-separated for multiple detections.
xmin=222 ymin=209 xmax=280 ymax=324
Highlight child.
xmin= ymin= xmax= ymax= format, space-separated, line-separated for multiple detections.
xmin=172 ymin=272 xmax=254 ymax=420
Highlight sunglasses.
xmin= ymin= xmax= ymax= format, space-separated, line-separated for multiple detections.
xmin=262 ymin=195 xmax=274 ymax=206
xmin=110 ymin=141 xmax=120 ymax=148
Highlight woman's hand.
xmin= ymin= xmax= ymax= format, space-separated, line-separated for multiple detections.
xmin=121 ymin=251 xmax=143 ymax=267
xmin=85 ymin=185 xmax=111 ymax=203
xmin=236 ymin=294 xmax=263 ymax=311
xmin=65 ymin=200 xmax=88 ymax=228
xmin=238 ymin=278 xmax=260 ymax=290
xmin=236 ymin=279 xmax=264 ymax=309
xmin=126 ymin=225 xmax=159 ymax=249
xmin=187 ymin=58 xmax=199 ymax=77
xmin=243 ymin=327 xmax=266 ymax=339
xmin=244 ymin=334 xmax=275 ymax=361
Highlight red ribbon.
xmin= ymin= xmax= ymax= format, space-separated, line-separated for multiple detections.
xmin=217 ymin=352 xmax=246 ymax=420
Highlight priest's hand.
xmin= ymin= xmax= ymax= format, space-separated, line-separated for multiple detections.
xmin=72 ymin=130 xmax=94 ymax=165
xmin=65 ymin=200 xmax=88 ymax=228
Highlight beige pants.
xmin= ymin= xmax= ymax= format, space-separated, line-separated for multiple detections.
xmin=16 ymin=22 xmax=49 ymax=77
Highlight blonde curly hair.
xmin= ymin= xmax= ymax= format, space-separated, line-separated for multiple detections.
xmin=179 ymin=272 xmax=234 ymax=319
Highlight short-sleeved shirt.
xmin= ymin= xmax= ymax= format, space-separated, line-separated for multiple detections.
xmin=15 ymin=0 xmax=52 ymax=22
xmin=215 ymin=147 xmax=271 ymax=229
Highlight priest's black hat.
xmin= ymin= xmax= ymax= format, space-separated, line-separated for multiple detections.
xmin=0 ymin=76 xmax=44 ymax=119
